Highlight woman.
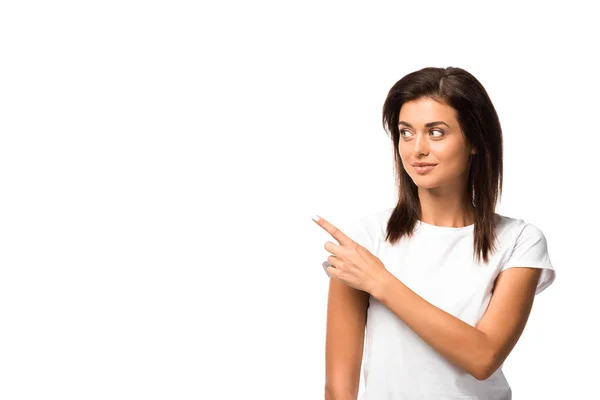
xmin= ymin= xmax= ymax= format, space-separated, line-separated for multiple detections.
xmin=313 ymin=66 xmax=556 ymax=399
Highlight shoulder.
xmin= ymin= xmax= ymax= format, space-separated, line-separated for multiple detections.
xmin=496 ymin=213 xmax=555 ymax=294
xmin=352 ymin=207 xmax=393 ymax=235
xmin=493 ymin=213 xmax=547 ymax=242
xmin=493 ymin=212 xmax=522 ymax=232
xmin=494 ymin=213 xmax=547 ymax=242
xmin=345 ymin=207 xmax=393 ymax=250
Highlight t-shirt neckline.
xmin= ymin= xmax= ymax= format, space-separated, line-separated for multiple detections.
xmin=416 ymin=219 xmax=475 ymax=232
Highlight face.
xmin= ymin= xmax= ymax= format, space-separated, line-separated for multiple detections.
xmin=397 ymin=97 xmax=476 ymax=191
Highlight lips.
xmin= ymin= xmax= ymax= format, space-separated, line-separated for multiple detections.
xmin=413 ymin=164 xmax=436 ymax=174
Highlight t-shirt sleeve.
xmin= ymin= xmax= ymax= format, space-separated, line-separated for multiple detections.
xmin=321 ymin=216 xmax=374 ymax=278
xmin=500 ymin=221 xmax=556 ymax=295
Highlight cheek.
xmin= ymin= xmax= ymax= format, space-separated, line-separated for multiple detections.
xmin=431 ymin=142 xmax=463 ymax=161
xmin=398 ymin=141 xmax=413 ymax=156
xmin=397 ymin=146 xmax=408 ymax=162
xmin=435 ymin=149 xmax=471 ymax=173
xmin=399 ymin=151 xmax=412 ymax=170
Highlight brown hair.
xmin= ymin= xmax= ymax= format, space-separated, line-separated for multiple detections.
xmin=382 ymin=66 xmax=503 ymax=264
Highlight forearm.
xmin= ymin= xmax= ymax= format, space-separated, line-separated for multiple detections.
xmin=372 ymin=273 xmax=493 ymax=380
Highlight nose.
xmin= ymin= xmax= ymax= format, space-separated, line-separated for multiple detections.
xmin=413 ymin=132 xmax=429 ymax=155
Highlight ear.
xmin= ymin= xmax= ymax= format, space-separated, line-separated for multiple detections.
xmin=471 ymin=147 xmax=477 ymax=155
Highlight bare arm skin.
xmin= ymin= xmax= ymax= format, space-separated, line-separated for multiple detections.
xmin=372 ymin=267 xmax=542 ymax=380
xmin=325 ymin=276 xmax=369 ymax=399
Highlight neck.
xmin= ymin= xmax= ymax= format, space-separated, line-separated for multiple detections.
xmin=417 ymin=187 xmax=475 ymax=228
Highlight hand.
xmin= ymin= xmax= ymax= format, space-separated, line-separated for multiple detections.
xmin=312 ymin=215 xmax=390 ymax=295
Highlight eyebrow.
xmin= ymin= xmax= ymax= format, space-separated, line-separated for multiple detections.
xmin=398 ymin=121 xmax=450 ymax=128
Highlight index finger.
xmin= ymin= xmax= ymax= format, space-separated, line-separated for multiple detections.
xmin=312 ymin=215 xmax=354 ymax=246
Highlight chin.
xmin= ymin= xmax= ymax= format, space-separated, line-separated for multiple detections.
xmin=411 ymin=180 xmax=438 ymax=190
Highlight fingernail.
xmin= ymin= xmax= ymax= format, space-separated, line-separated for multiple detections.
xmin=312 ymin=215 xmax=321 ymax=222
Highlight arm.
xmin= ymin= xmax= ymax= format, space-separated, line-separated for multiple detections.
xmin=371 ymin=267 xmax=541 ymax=380
xmin=476 ymin=267 xmax=541 ymax=378
xmin=325 ymin=276 xmax=369 ymax=399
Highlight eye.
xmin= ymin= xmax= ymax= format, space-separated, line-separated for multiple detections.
xmin=400 ymin=129 xmax=445 ymax=138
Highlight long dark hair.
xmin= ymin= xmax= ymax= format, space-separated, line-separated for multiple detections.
xmin=382 ymin=66 xmax=503 ymax=264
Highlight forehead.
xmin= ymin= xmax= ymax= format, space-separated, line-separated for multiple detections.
xmin=399 ymin=98 xmax=458 ymax=123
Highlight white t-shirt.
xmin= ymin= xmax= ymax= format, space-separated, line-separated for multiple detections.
xmin=322 ymin=207 xmax=556 ymax=400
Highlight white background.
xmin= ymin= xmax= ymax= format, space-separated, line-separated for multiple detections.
xmin=0 ymin=1 xmax=597 ymax=399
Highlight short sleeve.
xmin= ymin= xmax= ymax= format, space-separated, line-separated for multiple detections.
xmin=500 ymin=222 xmax=556 ymax=295
xmin=321 ymin=216 xmax=374 ymax=278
